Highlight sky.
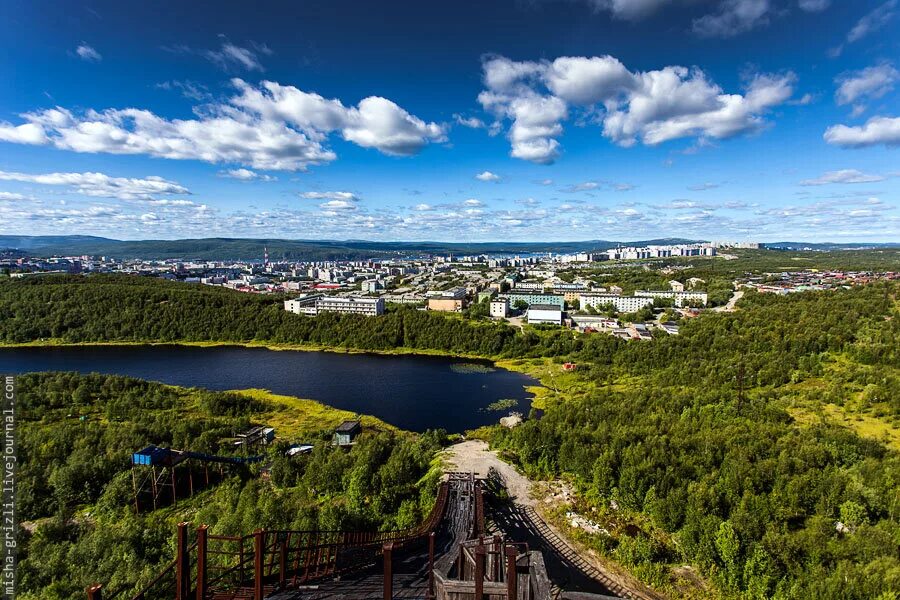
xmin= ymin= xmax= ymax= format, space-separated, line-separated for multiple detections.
xmin=0 ymin=0 xmax=898 ymax=243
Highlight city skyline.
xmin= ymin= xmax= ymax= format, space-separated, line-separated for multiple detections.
xmin=1 ymin=0 xmax=899 ymax=242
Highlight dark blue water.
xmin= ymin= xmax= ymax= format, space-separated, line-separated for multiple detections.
xmin=0 ymin=345 xmax=536 ymax=432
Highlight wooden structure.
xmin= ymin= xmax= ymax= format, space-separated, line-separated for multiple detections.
xmin=89 ymin=473 xmax=555 ymax=600
xmin=332 ymin=420 xmax=362 ymax=446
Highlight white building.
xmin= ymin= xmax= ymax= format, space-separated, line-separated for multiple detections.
xmin=580 ymin=294 xmax=654 ymax=313
xmin=669 ymin=280 xmax=685 ymax=292
xmin=284 ymin=294 xmax=321 ymax=315
xmin=527 ymin=304 xmax=563 ymax=325
xmin=361 ymin=279 xmax=384 ymax=293
xmin=285 ymin=294 xmax=384 ymax=316
xmin=490 ymin=298 xmax=510 ymax=318
xmin=634 ymin=290 xmax=708 ymax=307
xmin=316 ymin=296 xmax=384 ymax=316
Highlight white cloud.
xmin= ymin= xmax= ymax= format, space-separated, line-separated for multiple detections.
xmin=799 ymin=169 xmax=886 ymax=185
xmin=163 ymin=39 xmax=272 ymax=72
xmin=0 ymin=79 xmax=444 ymax=171
xmin=832 ymin=0 xmax=898 ymax=56
xmin=0 ymin=122 xmax=48 ymax=145
xmin=219 ymin=168 xmax=276 ymax=182
xmin=300 ymin=191 xmax=359 ymax=202
xmin=75 ymin=43 xmax=102 ymax=62
xmin=835 ymin=64 xmax=899 ymax=107
xmin=688 ymin=182 xmax=720 ymax=191
xmin=156 ymin=80 xmax=212 ymax=101
xmin=318 ymin=199 xmax=358 ymax=211
xmin=692 ymin=0 xmax=772 ymax=38
xmin=0 ymin=170 xmax=190 ymax=200
xmin=824 ymin=116 xmax=900 ymax=147
xmin=475 ymin=170 xmax=501 ymax=182
xmin=341 ymin=96 xmax=447 ymax=156
xmin=587 ymin=0 xmax=673 ymax=20
xmin=0 ymin=192 xmax=31 ymax=200
xmin=463 ymin=198 xmax=483 ymax=206
xmin=798 ymin=0 xmax=829 ymax=11
xmin=847 ymin=0 xmax=897 ymax=43
xmin=477 ymin=55 xmax=795 ymax=162
xmin=454 ymin=114 xmax=486 ymax=129
xmin=562 ymin=181 xmax=600 ymax=192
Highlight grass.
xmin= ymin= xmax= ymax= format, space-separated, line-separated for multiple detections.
xmin=234 ymin=388 xmax=396 ymax=439
xmin=787 ymin=403 xmax=900 ymax=451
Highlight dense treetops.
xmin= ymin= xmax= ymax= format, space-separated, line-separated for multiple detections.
xmin=5 ymin=273 xmax=899 ymax=599
xmin=15 ymin=372 xmax=445 ymax=600
xmin=493 ymin=282 xmax=900 ymax=599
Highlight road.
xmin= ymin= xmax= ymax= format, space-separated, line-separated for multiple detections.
xmin=713 ymin=287 xmax=744 ymax=312
xmin=442 ymin=440 xmax=666 ymax=600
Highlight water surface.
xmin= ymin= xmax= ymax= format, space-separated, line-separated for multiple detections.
xmin=0 ymin=345 xmax=536 ymax=432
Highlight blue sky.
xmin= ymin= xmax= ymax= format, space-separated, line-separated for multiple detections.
xmin=0 ymin=0 xmax=898 ymax=242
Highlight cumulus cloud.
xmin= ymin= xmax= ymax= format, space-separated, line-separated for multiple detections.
xmin=0 ymin=170 xmax=190 ymax=200
xmin=799 ymin=169 xmax=886 ymax=185
xmin=692 ymin=0 xmax=771 ymax=38
xmin=824 ymin=116 xmax=900 ymax=147
xmin=475 ymin=170 xmax=501 ymax=182
xmin=0 ymin=79 xmax=445 ymax=171
xmin=219 ymin=168 xmax=276 ymax=181
xmin=75 ymin=43 xmax=102 ymax=62
xmin=835 ymin=64 xmax=899 ymax=109
xmin=477 ymin=55 xmax=794 ymax=163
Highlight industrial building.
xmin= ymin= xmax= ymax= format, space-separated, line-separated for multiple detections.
xmin=526 ymin=304 xmax=563 ymax=325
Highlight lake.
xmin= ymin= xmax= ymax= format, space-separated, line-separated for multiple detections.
xmin=0 ymin=345 xmax=537 ymax=432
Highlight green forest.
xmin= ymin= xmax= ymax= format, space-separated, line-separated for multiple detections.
xmin=491 ymin=282 xmax=900 ymax=598
xmin=3 ymin=274 xmax=900 ymax=599
xmin=14 ymin=372 xmax=446 ymax=600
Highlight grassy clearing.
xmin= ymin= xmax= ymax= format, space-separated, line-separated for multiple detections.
xmin=233 ymin=388 xmax=395 ymax=439
xmin=787 ymin=403 xmax=900 ymax=451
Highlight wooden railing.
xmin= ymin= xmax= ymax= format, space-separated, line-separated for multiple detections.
xmin=87 ymin=481 xmax=450 ymax=600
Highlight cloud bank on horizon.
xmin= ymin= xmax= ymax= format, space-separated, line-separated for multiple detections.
xmin=0 ymin=0 xmax=897 ymax=242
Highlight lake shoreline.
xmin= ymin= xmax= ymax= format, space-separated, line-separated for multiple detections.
xmin=0 ymin=341 xmax=541 ymax=432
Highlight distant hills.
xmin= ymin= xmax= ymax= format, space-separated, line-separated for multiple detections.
xmin=762 ymin=242 xmax=900 ymax=251
xmin=0 ymin=235 xmax=702 ymax=261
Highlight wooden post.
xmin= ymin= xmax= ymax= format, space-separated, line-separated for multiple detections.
xmin=492 ymin=535 xmax=502 ymax=581
xmin=383 ymin=542 xmax=393 ymax=600
xmin=196 ymin=525 xmax=208 ymax=600
xmin=505 ymin=545 xmax=518 ymax=600
xmin=254 ymin=529 xmax=264 ymax=600
xmin=427 ymin=532 xmax=435 ymax=599
xmin=279 ymin=539 xmax=288 ymax=588
xmin=175 ymin=522 xmax=190 ymax=600
xmin=475 ymin=541 xmax=486 ymax=600
xmin=86 ymin=584 xmax=103 ymax=600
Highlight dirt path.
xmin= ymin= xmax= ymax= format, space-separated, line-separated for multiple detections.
xmin=442 ymin=440 xmax=666 ymax=600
